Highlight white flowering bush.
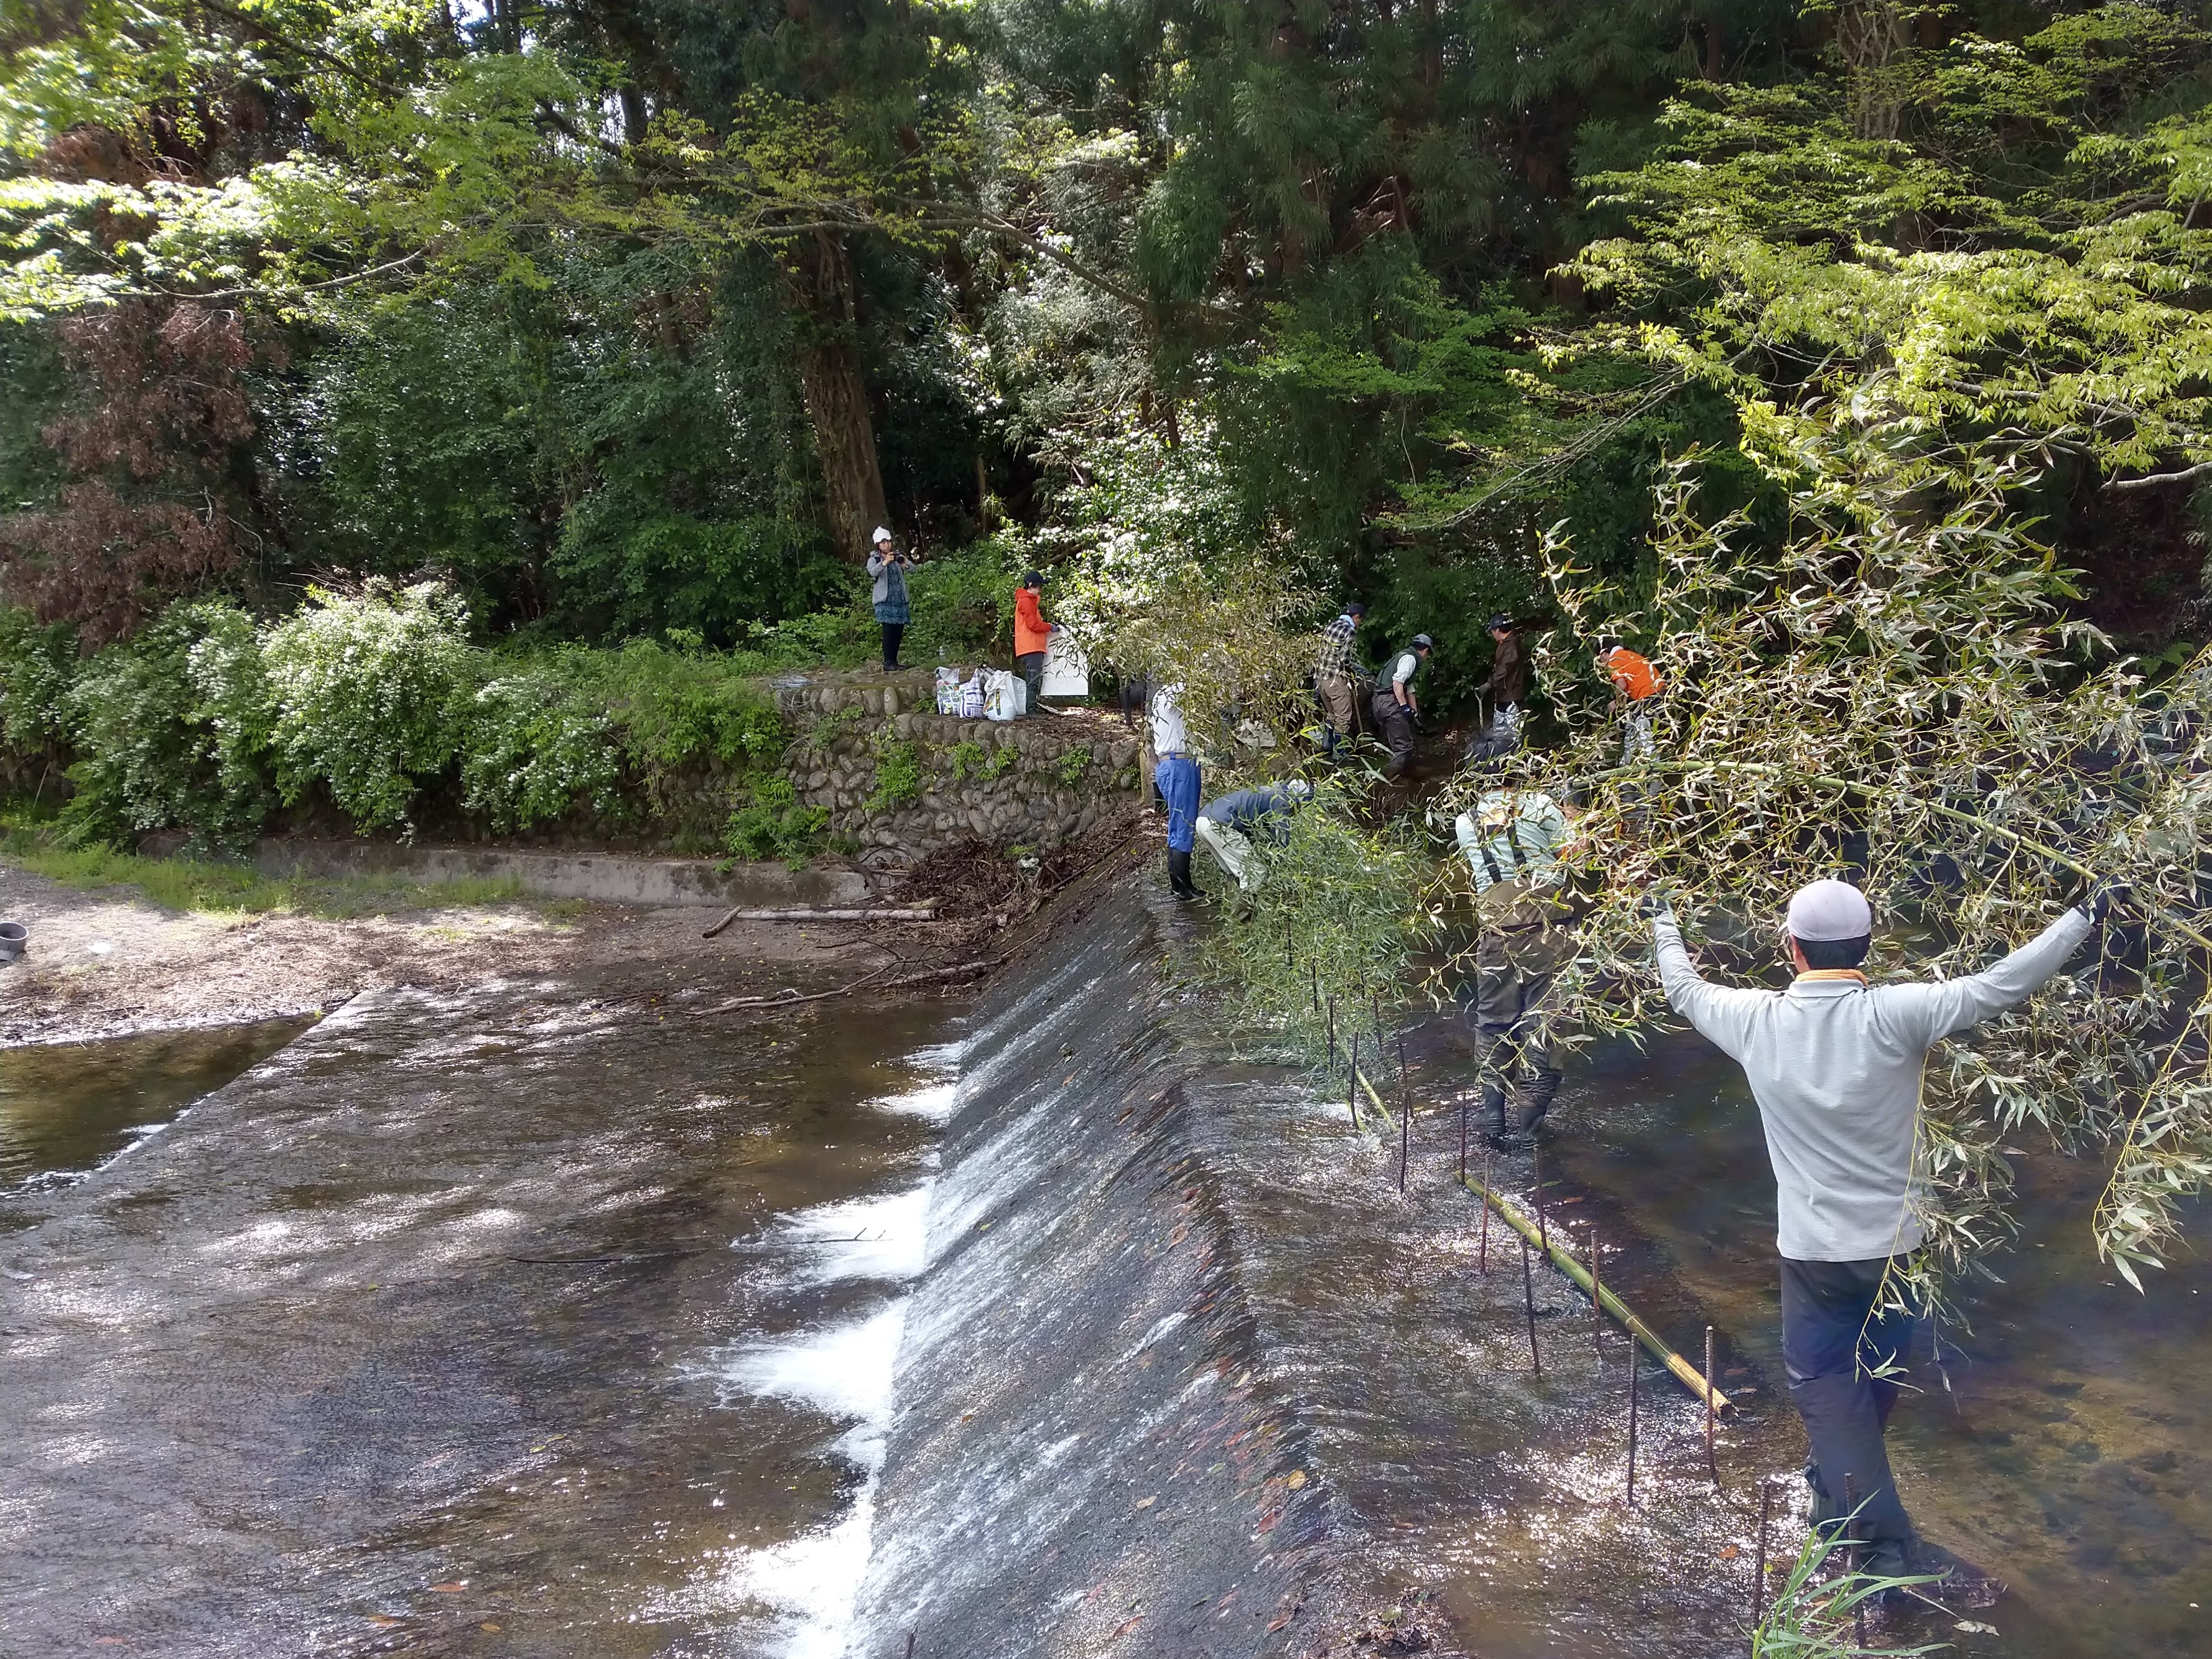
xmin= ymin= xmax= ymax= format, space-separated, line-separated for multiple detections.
xmin=261 ymin=581 xmax=475 ymax=831
xmin=460 ymin=658 xmax=622 ymax=832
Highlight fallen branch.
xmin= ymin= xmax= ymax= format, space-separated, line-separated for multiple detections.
xmin=702 ymin=901 xmax=939 ymax=937
xmin=691 ymin=955 xmax=1006 ymax=1014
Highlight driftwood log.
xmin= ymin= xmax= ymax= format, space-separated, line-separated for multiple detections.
xmin=690 ymin=955 xmax=1007 ymax=1014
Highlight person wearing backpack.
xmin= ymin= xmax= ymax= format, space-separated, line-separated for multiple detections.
xmin=1456 ymin=783 xmax=1583 ymax=1141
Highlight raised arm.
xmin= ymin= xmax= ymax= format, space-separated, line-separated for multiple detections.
xmin=1650 ymin=904 xmax=1766 ymax=1063
xmin=1887 ymin=907 xmax=2094 ymax=1046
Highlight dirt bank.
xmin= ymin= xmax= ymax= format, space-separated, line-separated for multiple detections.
xmin=0 ymin=804 xmax=1151 ymax=1046
xmin=0 ymin=865 xmax=895 ymax=1047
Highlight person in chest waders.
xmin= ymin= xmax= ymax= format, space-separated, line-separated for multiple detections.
xmin=1647 ymin=875 xmax=2112 ymax=1586
xmin=1456 ymin=783 xmax=1584 ymax=1142
xmin=1369 ymin=634 xmax=1433 ymax=779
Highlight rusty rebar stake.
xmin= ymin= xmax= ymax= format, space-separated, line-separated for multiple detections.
xmin=1752 ymin=1480 xmax=1772 ymax=1628
xmin=1625 ymin=1348 xmax=1640 ymax=1505
xmin=1704 ymin=1325 xmax=1719 ymax=1485
xmin=1521 ymin=1235 xmax=1542 ymax=1378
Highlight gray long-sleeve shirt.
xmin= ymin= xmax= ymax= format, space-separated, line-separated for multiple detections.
xmin=1652 ymin=906 xmax=2092 ymax=1262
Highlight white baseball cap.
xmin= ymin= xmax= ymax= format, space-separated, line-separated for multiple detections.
xmin=1785 ymin=878 xmax=1872 ymax=942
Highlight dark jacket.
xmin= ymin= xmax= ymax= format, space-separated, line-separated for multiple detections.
xmin=1486 ymin=632 xmax=1527 ymax=707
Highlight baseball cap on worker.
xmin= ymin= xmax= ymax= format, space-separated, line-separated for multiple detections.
xmin=1785 ymin=878 xmax=1872 ymax=942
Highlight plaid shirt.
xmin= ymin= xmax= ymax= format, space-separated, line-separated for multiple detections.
xmin=1315 ymin=613 xmax=1361 ymax=679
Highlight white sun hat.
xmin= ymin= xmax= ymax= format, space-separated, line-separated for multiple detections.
xmin=873 ymin=526 xmax=893 ymax=543
xmin=1785 ymin=878 xmax=1872 ymax=942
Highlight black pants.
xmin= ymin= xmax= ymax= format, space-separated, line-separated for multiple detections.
xmin=1016 ymin=650 xmax=1044 ymax=714
xmin=1780 ymin=1255 xmax=1918 ymax=1545
xmin=1370 ymin=691 xmax=1415 ymax=776
xmin=880 ymin=621 xmax=905 ymax=669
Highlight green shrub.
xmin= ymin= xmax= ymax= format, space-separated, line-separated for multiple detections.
xmin=61 ymin=600 xmax=274 ymax=852
xmin=865 ymin=732 xmax=924 ymax=812
xmin=261 ymin=581 xmax=476 ymax=831
xmin=949 ymin=737 xmax=1016 ymax=782
xmin=0 ymin=606 xmax=78 ymax=768
xmin=724 ymin=774 xmax=829 ymax=863
xmin=901 ymin=540 xmax=1020 ymax=661
xmin=1053 ymin=746 xmax=1092 ymax=787
xmin=460 ymin=658 xmax=623 ymax=832
xmin=584 ymin=639 xmax=787 ymax=784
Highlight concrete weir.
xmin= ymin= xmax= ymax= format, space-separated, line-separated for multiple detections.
xmin=852 ymin=891 xmax=1368 ymax=1658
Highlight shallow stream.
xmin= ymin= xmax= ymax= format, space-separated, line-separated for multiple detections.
xmin=2 ymin=897 xmax=2208 ymax=1658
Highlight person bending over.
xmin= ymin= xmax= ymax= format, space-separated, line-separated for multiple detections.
xmin=1647 ymin=876 xmax=2103 ymax=1579
xmin=1195 ymin=779 xmax=1314 ymax=899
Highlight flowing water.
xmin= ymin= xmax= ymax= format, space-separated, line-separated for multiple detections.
xmin=4 ymin=893 xmax=2208 ymax=1658
xmin=2 ymin=970 xmax=964 ymax=1657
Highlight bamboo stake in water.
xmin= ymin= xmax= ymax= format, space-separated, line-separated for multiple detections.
xmin=1625 ymin=1349 xmax=1640 ymax=1505
xmin=1704 ymin=1325 xmax=1719 ymax=1485
xmin=1398 ymin=1092 xmax=1410 ymax=1192
xmin=1520 ymin=1236 xmax=1542 ymax=1377
xmin=1347 ymin=1033 xmax=1360 ymax=1127
xmin=1752 ymin=1480 xmax=1772 ymax=1627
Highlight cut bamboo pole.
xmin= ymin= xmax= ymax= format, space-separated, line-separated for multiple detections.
xmin=1460 ymin=1174 xmax=1732 ymax=1416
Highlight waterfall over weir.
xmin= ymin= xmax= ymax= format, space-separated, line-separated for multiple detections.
xmin=849 ymin=885 xmax=1782 ymax=1659
xmin=851 ymin=891 xmax=1355 ymax=1658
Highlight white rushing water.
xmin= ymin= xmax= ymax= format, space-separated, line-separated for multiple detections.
xmin=662 ymin=1039 xmax=969 ymax=1658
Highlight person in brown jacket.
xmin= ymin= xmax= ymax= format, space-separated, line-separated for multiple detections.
xmin=1469 ymin=615 xmax=1527 ymax=761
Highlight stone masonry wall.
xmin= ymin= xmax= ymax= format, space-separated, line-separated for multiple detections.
xmin=769 ymin=669 xmax=1145 ymax=867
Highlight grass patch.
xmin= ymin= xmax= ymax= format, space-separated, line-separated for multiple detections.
xmin=0 ymin=826 xmax=534 ymax=920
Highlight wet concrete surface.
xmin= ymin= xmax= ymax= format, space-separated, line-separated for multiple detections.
xmin=1 ymin=970 xmax=960 ymax=1658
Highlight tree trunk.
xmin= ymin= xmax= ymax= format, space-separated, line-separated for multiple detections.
xmin=791 ymin=231 xmax=888 ymax=562
xmin=1836 ymin=1 xmax=1917 ymax=141
xmin=798 ymin=338 xmax=888 ymax=562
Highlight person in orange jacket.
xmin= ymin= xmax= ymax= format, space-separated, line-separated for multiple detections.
xmin=1014 ymin=570 xmax=1055 ymax=716
xmin=1596 ymin=637 xmax=1664 ymax=763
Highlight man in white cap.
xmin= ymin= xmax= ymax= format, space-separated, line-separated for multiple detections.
xmin=1646 ymin=875 xmax=2105 ymax=1579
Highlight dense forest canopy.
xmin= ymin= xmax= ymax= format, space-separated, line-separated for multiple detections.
xmin=7 ymin=0 xmax=2207 ymax=676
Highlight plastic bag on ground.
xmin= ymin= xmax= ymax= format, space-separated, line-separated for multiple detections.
xmin=983 ymin=670 xmax=1027 ymax=722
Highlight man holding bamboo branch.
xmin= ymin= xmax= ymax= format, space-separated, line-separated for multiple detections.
xmin=1645 ymin=876 xmax=2106 ymax=1578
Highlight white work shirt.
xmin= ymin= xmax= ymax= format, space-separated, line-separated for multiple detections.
xmin=1149 ymin=684 xmax=1188 ymax=755
xmin=1652 ymin=907 xmax=2091 ymax=1262
xmin=1455 ymin=790 xmax=1568 ymax=894
xmin=1384 ymin=652 xmax=1418 ymax=696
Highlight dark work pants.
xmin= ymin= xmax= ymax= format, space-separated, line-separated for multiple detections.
xmin=1016 ymin=650 xmax=1044 ymax=715
xmin=1370 ymin=692 xmax=1415 ymax=776
xmin=880 ymin=621 xmax=905 ymax=669
xmin=1780 ymin=1255 xmax=1918 ymax=1545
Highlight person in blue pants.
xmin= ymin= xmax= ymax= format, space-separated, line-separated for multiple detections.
xmin=1150 ymin=682 xmax=1202 ymax=899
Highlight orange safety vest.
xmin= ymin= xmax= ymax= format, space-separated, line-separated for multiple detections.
xmin=1603 ymin=646 xmax=1663 ymax=702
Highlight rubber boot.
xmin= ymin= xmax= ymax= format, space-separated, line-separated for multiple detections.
xmin=1477 ymin=1080 xmax=1508 ymax=1144
xmin=1168 ymin=849 xmax=1202 ymax=900
xmin=1518 ymin=1065 xmax=1563 ymax=1131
